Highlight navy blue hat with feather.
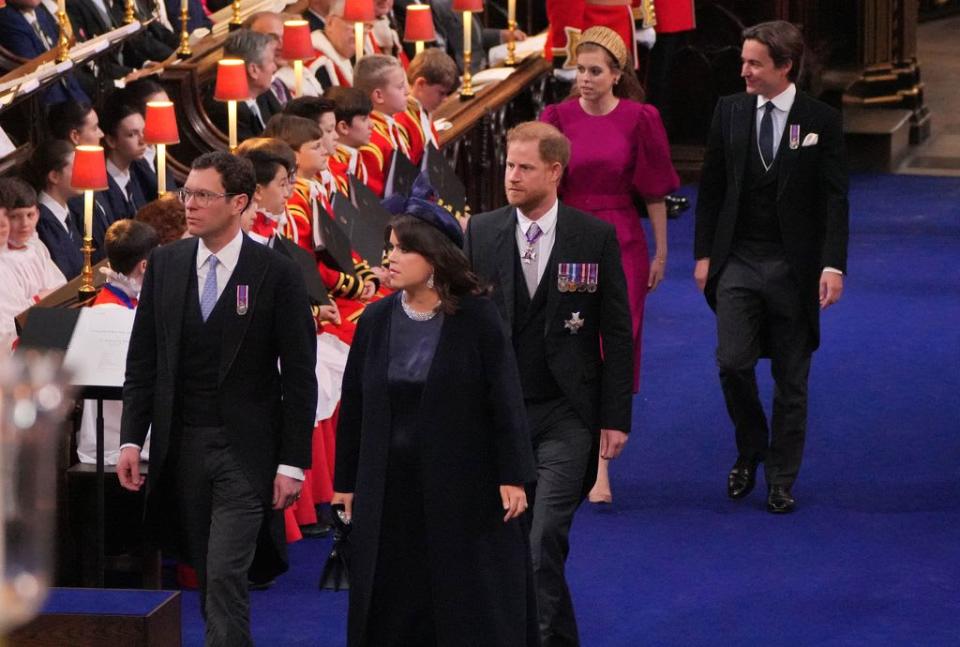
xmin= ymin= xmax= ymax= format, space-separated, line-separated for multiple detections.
xmin=381 ymin=173 xmax=464 ymax=248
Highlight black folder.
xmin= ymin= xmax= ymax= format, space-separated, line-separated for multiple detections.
xmin=16 ymin=307 xmax=82 ymax=352
xmin=272 ymin=235 xmax=332 ymax=306
xmin=311 ymin=203 xmax=358 ymax=279
xmin=424 ymin=143 xmax=467 ymax=220
xmin=385 ymin=148 xmax=421 ymax=199
xmin=338 ymin=178 xmax=391 ymax=267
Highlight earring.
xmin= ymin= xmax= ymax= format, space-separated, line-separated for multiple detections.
xmin=427 ymin=272 xmax=435 ymax=289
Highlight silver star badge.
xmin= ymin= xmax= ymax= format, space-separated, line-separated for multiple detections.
xmin=564 ymin=312 xmax=584 ymax=334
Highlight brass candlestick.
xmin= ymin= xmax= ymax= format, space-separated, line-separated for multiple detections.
xmin=55 ymin=6 xmax=70 ymax=63
xmin=460 ymin=50 xmax=475 ymax=100
xmin=229 ymin=0 xmax=242 ymax=31
xmin=124 ymin=0 xmax=136 ymax=25
xmin=177 ymin=8 xmax=192 ymax=58
xmin=505 ymin=19 xmax=518 ymax=66
xmin=78 ymin=237 xmax=96 ymax=302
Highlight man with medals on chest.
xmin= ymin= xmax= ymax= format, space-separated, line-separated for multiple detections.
xmin=117 ymin=152 xmax=318 ymax=646
xmin=465 ymin=122 xmax=633 ymax=647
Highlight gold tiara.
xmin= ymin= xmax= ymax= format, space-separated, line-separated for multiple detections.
xmin=578 ymin=26 xmax=629 ymax=70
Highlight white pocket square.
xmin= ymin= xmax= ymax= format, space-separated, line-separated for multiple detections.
xmin=802 ymin=133 xmax=819 ymax=147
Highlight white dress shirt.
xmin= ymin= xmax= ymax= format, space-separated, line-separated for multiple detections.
xmin=244 ymin=99 xmax=265 ymax=129
xmin=515 ymin=199 xmax=559 ymax=285
xmin=107 ymin=159 xmax=133 ymax=203
xmin=123 ymin=229 xmax=305 ymax=480
xmin=39 ymin=191 xmax=71 ymax=233
xmin=756 ymin=82 xmax=796 ymax=161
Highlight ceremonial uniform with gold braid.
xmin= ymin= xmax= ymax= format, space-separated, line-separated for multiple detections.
xmin=359 ymin=110 xmax=412 ymax=197
xmin=393 ymin=98 xmax=439 ymax=168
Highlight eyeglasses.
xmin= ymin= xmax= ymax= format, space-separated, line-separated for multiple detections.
xmin=176 ymin=188 xmax=240 ymax=207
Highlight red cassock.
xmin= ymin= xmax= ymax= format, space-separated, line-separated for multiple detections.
xmin=359 ymin=110 xmax=412 ymax=197
xmin=653 ymin=0 xmax=696 ymax=34
xmin=393 ymin=98 xmax=439 ymax=167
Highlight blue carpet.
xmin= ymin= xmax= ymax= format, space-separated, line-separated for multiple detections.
xmin=181 ymin=173 xmax=960 ymax=646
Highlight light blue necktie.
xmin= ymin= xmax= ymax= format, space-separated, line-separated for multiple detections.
xmin=199 ymin=255 xmax=219 ymax=321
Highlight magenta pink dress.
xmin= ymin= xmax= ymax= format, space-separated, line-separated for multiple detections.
xmin=541 ymin=99 xmax=679 ymax=391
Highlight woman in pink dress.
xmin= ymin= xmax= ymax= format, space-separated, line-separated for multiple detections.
xmin=541 ymin=26 xmax=679 ymax=504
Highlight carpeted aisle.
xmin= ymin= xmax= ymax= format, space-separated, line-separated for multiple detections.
xmin=180 ymin=173 xmax=960 ymax=646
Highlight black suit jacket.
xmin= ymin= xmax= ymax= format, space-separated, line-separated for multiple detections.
xmin=204 ymin=88 xmax=283 ymax=143
xmin=37 ymin=204 xmax=83 ymax=280
xmin=695 ymin=91 xmax=849 ymax=348
xmin=120 ymin=234 xmax=318 ymax=573
xmin=465 ymin=203 xmax=634 ymax=435
xmin=108 ymin=0 xmax=177 ymax=66
xmin=65 ymin=0 xmax=131 ymax=77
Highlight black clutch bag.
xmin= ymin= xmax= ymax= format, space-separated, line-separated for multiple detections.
xmin=319 ymin=503 xmax=352 ymax=591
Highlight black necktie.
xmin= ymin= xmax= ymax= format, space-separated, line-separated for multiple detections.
xmin=759 ymin=102 xmax=775 ymax=169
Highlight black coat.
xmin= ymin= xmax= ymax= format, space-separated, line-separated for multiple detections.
xmin=335 ymin=293 xmax=539 ymax=647
xmin=464 ymin=203 xmax=634 ymax=436
xmin=694 ymin=91 xmax=850 ymax=349
xmin=121 ymin=234 xmax=318 ymax=579
xmin=204 ymin=88 xmax=283 ymax=143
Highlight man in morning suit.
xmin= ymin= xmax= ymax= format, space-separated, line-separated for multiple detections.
xmin=117 ymin=151 xmax=318 ymax=646
xmin=694 ymin=20 xmax=849 ymax=514
xmin=465 ymin=122 xmax=633 ymax=647
xmin=204 ymin=29 xmax=283 ymax=143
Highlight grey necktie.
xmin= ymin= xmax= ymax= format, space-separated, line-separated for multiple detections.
xmin=199 ymin=255 xmax=219 ymax=321
xmin=521 ymin=223 xmax=543 ymax=297
xmin=29 ymin=17 xmax=53 ymax=49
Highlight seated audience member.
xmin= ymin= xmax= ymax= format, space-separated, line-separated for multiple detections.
xmin=323 ymin=86 xmax=373 ymax=195
xmin=0 ymin=0 xmax=90 ymax=104
xmin=245 ymin=11 xmax=303 ymax=104
xmin=354 ymin=54 xmax=411 ymax=197
xmin=0 ymin=177 xmax=67 ymax=299
xmin=25 ymin=139 xmax=83 ymax=279
xmin=310 ymin=1 xmax=357 ymax=89
xmin=0 ymin=207 xmax=33 ymax=357
xmin=64 ymin=0 xmax=132 ymax=78
xmin=76 ymin=219 xmax=159 ymax=465
xmin=282 ymin=97 xmax=341 ymax=194
xmin=204 ymin=30 xmax=282 ymax=142
xmin=431 ymin=0 xmax=526 ymax=73
xmin=99 ymin=101 xmax=149 ymax=230
xmin=366 ymin=0 xmax=406 ymax=65
xmin=49 ymin=101 xmax=104 ymax=146
xmin=396 ymin=48 xmax=458 ymax=165
xmin=304 ymin=0 xmax=332 ymax=32
xmin=117 ymin=80 xmax=179 ymax=202
xmin=110 ymin=0 xmax=178 ymax=65
xmin=135 ymin=194 xmax=188 ymax=245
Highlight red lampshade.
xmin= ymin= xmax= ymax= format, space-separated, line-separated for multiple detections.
xmin=143 ymin=101 xmax=180 ymax=145
xmin=342 ymin=0 xmax=375 ymax=22
xmin=214 ymin=59 xmax=250 ymax=101
xmin=452 ymin=0 xmax=483 ymax=12
xmin=282 ymin=19 xmax=314 ymax=60
xmin=404 ymin=4 xmax=435 ymax=43
xmin=71 ymin=146 xmax=108 ymax=191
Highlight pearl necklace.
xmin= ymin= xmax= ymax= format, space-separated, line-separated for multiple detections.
xmin=400 ymin=291 xmax=441 ymax=321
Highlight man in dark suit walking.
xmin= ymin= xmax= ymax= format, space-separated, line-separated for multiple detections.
xmin=694 ymin=20 xmax=849 ymax=514
xmin=117 ymin=151 xmax=317 ymax=646
xmin=465 ymin=121 xmax=633 ymax=647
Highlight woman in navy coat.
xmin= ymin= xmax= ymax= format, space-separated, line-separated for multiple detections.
xmin=334 ymin=200 xmax=539 ymax=647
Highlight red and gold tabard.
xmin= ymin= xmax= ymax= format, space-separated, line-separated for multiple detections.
xmin=394 ymin=98 xmax=438 ymax=167
xmin=359 ymin=110 xmax=412 ymax=197
xmin=328 ymin=144 xmax=369 ymax=197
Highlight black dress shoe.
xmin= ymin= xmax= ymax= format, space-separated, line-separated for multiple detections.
xmin=767 ymin=485 xmax=796 ymax=514
xmin=727 ymin=460 xmax=758 ymax=499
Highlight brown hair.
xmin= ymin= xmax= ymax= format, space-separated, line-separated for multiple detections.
xmin=135 ymin=194 xmax=187 ymax=245
xmin=236 ymin=137 xmax=297 ymax=185
xmin=506 ymin=121 xmax=571 ymax=168
xmin=742 ymin=20 xmax=805 ymax=82
xmin=387 ymin=215 xmax=489 ymax=315
xmin=354 ymin=54 xmax=404 ymax=97
xmin=104 ymin=219 xmax=159 ymax=274
xmin=569 ymin=42 xmax=645 ymax=102
xmin=262 ymin=114 xmax=322 ymax=151
xmin=407 ymin=49 xmax=459 ymax=93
